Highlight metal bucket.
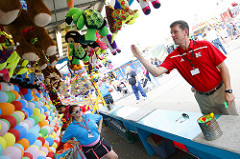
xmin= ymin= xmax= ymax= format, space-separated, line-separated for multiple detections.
xmin=198 ymin=114 xmax=223 ymax=141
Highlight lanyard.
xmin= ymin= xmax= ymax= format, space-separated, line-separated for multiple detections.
xmin=178 ymin=40 xmax=195 ymax=69
xmin=76 ymin=119 xmax=91 ymax=133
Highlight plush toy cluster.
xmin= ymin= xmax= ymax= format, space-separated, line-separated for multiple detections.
xmin=0 ymin=0 xmax=63 ymax=91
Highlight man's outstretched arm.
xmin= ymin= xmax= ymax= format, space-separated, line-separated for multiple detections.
xmin=131 ymin=45 xmax=168 ymax=77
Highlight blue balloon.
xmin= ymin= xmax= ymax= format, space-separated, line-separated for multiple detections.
xmin=0 ymin=91 xmax=8 ymax=103
xmin=28 ymin=127 xmax=39 ymax=138
xmin=24 ymin=93 xmax=33 ymax=101
xmin=14 ymin=125 xmax=27 ymax=139
xmin=24 ymin=132 xmax=37 ymax=145
xmin=19 ymin=100 xmax=27 ymax=109
xmin=42 ymin=106 xmax=48 ymax=113
xmin=32 ymin=125 xmax=40 ymax=132
xmin=0 ymin=108 xmax=1 ymax=116
xmin=13 ymin=85 xmax=20 ymax=92
xmin=45 ymin=137 xmax=54 ymax=146
xmin=25 ymin=107 xmax=33 ymax=116
xmin=0 ymin=144 xmax=2 ymax=156
xmin=37 ymin=156 xmax=46 ymax=159
xmin=0 ymin=155 xmax=11 ymax=159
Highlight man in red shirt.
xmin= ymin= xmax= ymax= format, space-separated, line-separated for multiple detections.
xmin=131 ymin=20 xmax=238 ymax=115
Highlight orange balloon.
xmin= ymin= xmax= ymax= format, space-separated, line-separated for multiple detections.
xmin=0 ymin=103 xmax=15 ymax=117
xmin=17 ymin=138 xmax=29 ymax=150
xmin=9 ymin=90 xmax=19 ymax=101
xmin=39 ymin=120 xmax=48 ymax=128
xmin=43 ymin=144 xmax=49 ymax=150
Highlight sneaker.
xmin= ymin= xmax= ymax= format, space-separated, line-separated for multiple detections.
xmin=136 ymin=100 xmax=140 ymax=104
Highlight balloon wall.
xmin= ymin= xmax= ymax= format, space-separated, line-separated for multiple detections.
xmin=0 ymin=82 xmax=62 ymax=159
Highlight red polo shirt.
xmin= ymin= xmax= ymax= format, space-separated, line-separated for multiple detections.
xmin=160 ymin=40 xmax=226 ymax=92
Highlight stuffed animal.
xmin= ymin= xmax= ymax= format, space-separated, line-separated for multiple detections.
xmin=103 ymin=34 xmax=121 ymax=55
xmin=65 ymin=8 xmax=108 ymax=43
xmin=105 ymin=0 xmax=139 ymax=43
xmin=0 ymin=0 xmax=52 ymax=26
xmin=3 ymin=9 xmax=56 ymax=62
xmin=129 ymin=0 xmax=161 ymax=15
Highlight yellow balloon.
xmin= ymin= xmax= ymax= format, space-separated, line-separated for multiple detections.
xmin=33 ymin=108 xmax=40 ymax=115
xmin=36 ymin=114 xmax=45 ymax=122
xmin=0 ymin=136 xmax=7 ymax=150
xmin=40 ymin=150 xmax=46 ymax=157
xmin=44 ymin=135 xmax=48 ymax=139
xmin=3 ymin=132 xmax=16 ymax=147
xmin=29 ymin=145 xmax=39 ymax=150
xmin=52 ymin=142 xmax=58 ymax=149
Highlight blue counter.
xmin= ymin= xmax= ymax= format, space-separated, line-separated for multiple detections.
xmin=99 ymin=105 xmax=240 ymax=159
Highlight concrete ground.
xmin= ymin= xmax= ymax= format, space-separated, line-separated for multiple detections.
xmin=101 ymin=38 xmax=240 ymax=159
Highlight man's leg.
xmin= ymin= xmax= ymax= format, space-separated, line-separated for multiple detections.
xmin=132 ymin=85 xmax=140 ymax=100
xmin=216 ymin=38 xmax=227 ymax=54
xmin=137 ymin=81 xmax=147 ymax=97
xmin=195 ymin=85 xmax=239 ymax=115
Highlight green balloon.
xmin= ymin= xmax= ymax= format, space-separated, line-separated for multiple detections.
xmin=5 ymin=91 xmax=14 ymax=103
xmin=29 ymin=115 xmax=39 ymax=125
xmin=39 ymin=128 xmax=48 ymax=137
xmin=10 ymin=114 xmax=20 ymax=125
xmin=22 ymin=157 xmax=30 ymax=159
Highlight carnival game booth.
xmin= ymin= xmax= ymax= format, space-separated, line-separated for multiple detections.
xmin=99 ymin=105 xmax=240 ymax=159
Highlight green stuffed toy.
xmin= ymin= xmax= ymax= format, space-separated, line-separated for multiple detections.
xmin=65 ymin=31 xmax=90 ymax=64
xmin=65 ymin=8 xmax=108 ymax=43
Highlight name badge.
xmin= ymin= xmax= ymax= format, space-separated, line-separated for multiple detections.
xmin=88 ymin=133 xmax=94 ymax=138
xmin=191 ymin=68 xmax=200 ymax=76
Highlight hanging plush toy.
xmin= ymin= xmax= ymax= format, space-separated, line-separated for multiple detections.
xmin=105 ymin=0 xmax=139 ymax=43
xmin=65 ymin=31 xmax=88 ymax=71
xmin=103 ymin=34 xmax=121 ymax=55
xmin=129 ymin=0 xmax=161 ymax=15
xmin=0 ymin=0 xmax=52 ymax=26
xmin=65 ymin=8 xmax=108 ymax=43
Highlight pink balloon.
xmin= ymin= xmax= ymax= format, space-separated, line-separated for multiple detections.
xmin=13 ymin=112 xmax=23 ymax=122
xmin=0 ymin=119 xmax=10 ymax=136
xmin=2 ymin=146 xmax=22 ymax=159
xmin=40 ymin=146 xmax=49 ymax=156
xmin=23 ymin=119 xmax=33 ymax=129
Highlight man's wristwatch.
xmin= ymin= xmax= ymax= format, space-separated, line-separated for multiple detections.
xmin=225 ymin=89 xmax=233 ymax=93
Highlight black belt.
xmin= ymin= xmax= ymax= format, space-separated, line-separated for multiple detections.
xmin=196 ymin=81 xmax=223 ymax=96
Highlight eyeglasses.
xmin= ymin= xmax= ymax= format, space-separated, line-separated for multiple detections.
xmin=72 ymin=108 xmax=82 ymax=115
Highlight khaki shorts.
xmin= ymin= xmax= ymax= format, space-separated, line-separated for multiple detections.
xmin=194 ymin=84 xmax=239 ymax=115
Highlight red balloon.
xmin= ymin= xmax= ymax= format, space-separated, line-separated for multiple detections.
xmin=47 ymin=151 xmax=55 ymax=159
xmin=23 ymin=152 xmax=33 ymax=159
xmin=20 ymin=88 xmax=28 ymax=95
xmin=54 ymin=140 xmax=59 ymax=145
xmin=12 ymin=101 xmax=23 ymax=111
xmin=37 ymin=136 xmax=45 ymax=146
xmin=8 ymin=128 xmax=21 ymax=141
xmin=1 ymin=115 xmax=17 ymax=129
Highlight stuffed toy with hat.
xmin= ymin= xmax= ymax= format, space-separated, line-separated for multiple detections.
xmin=65 ymin=8 xmax=108 ymax=43
xmin=129 ymin=0 xmax=161 ymax=15
xmin=106 ymin=0 xmax=139 ymax=43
